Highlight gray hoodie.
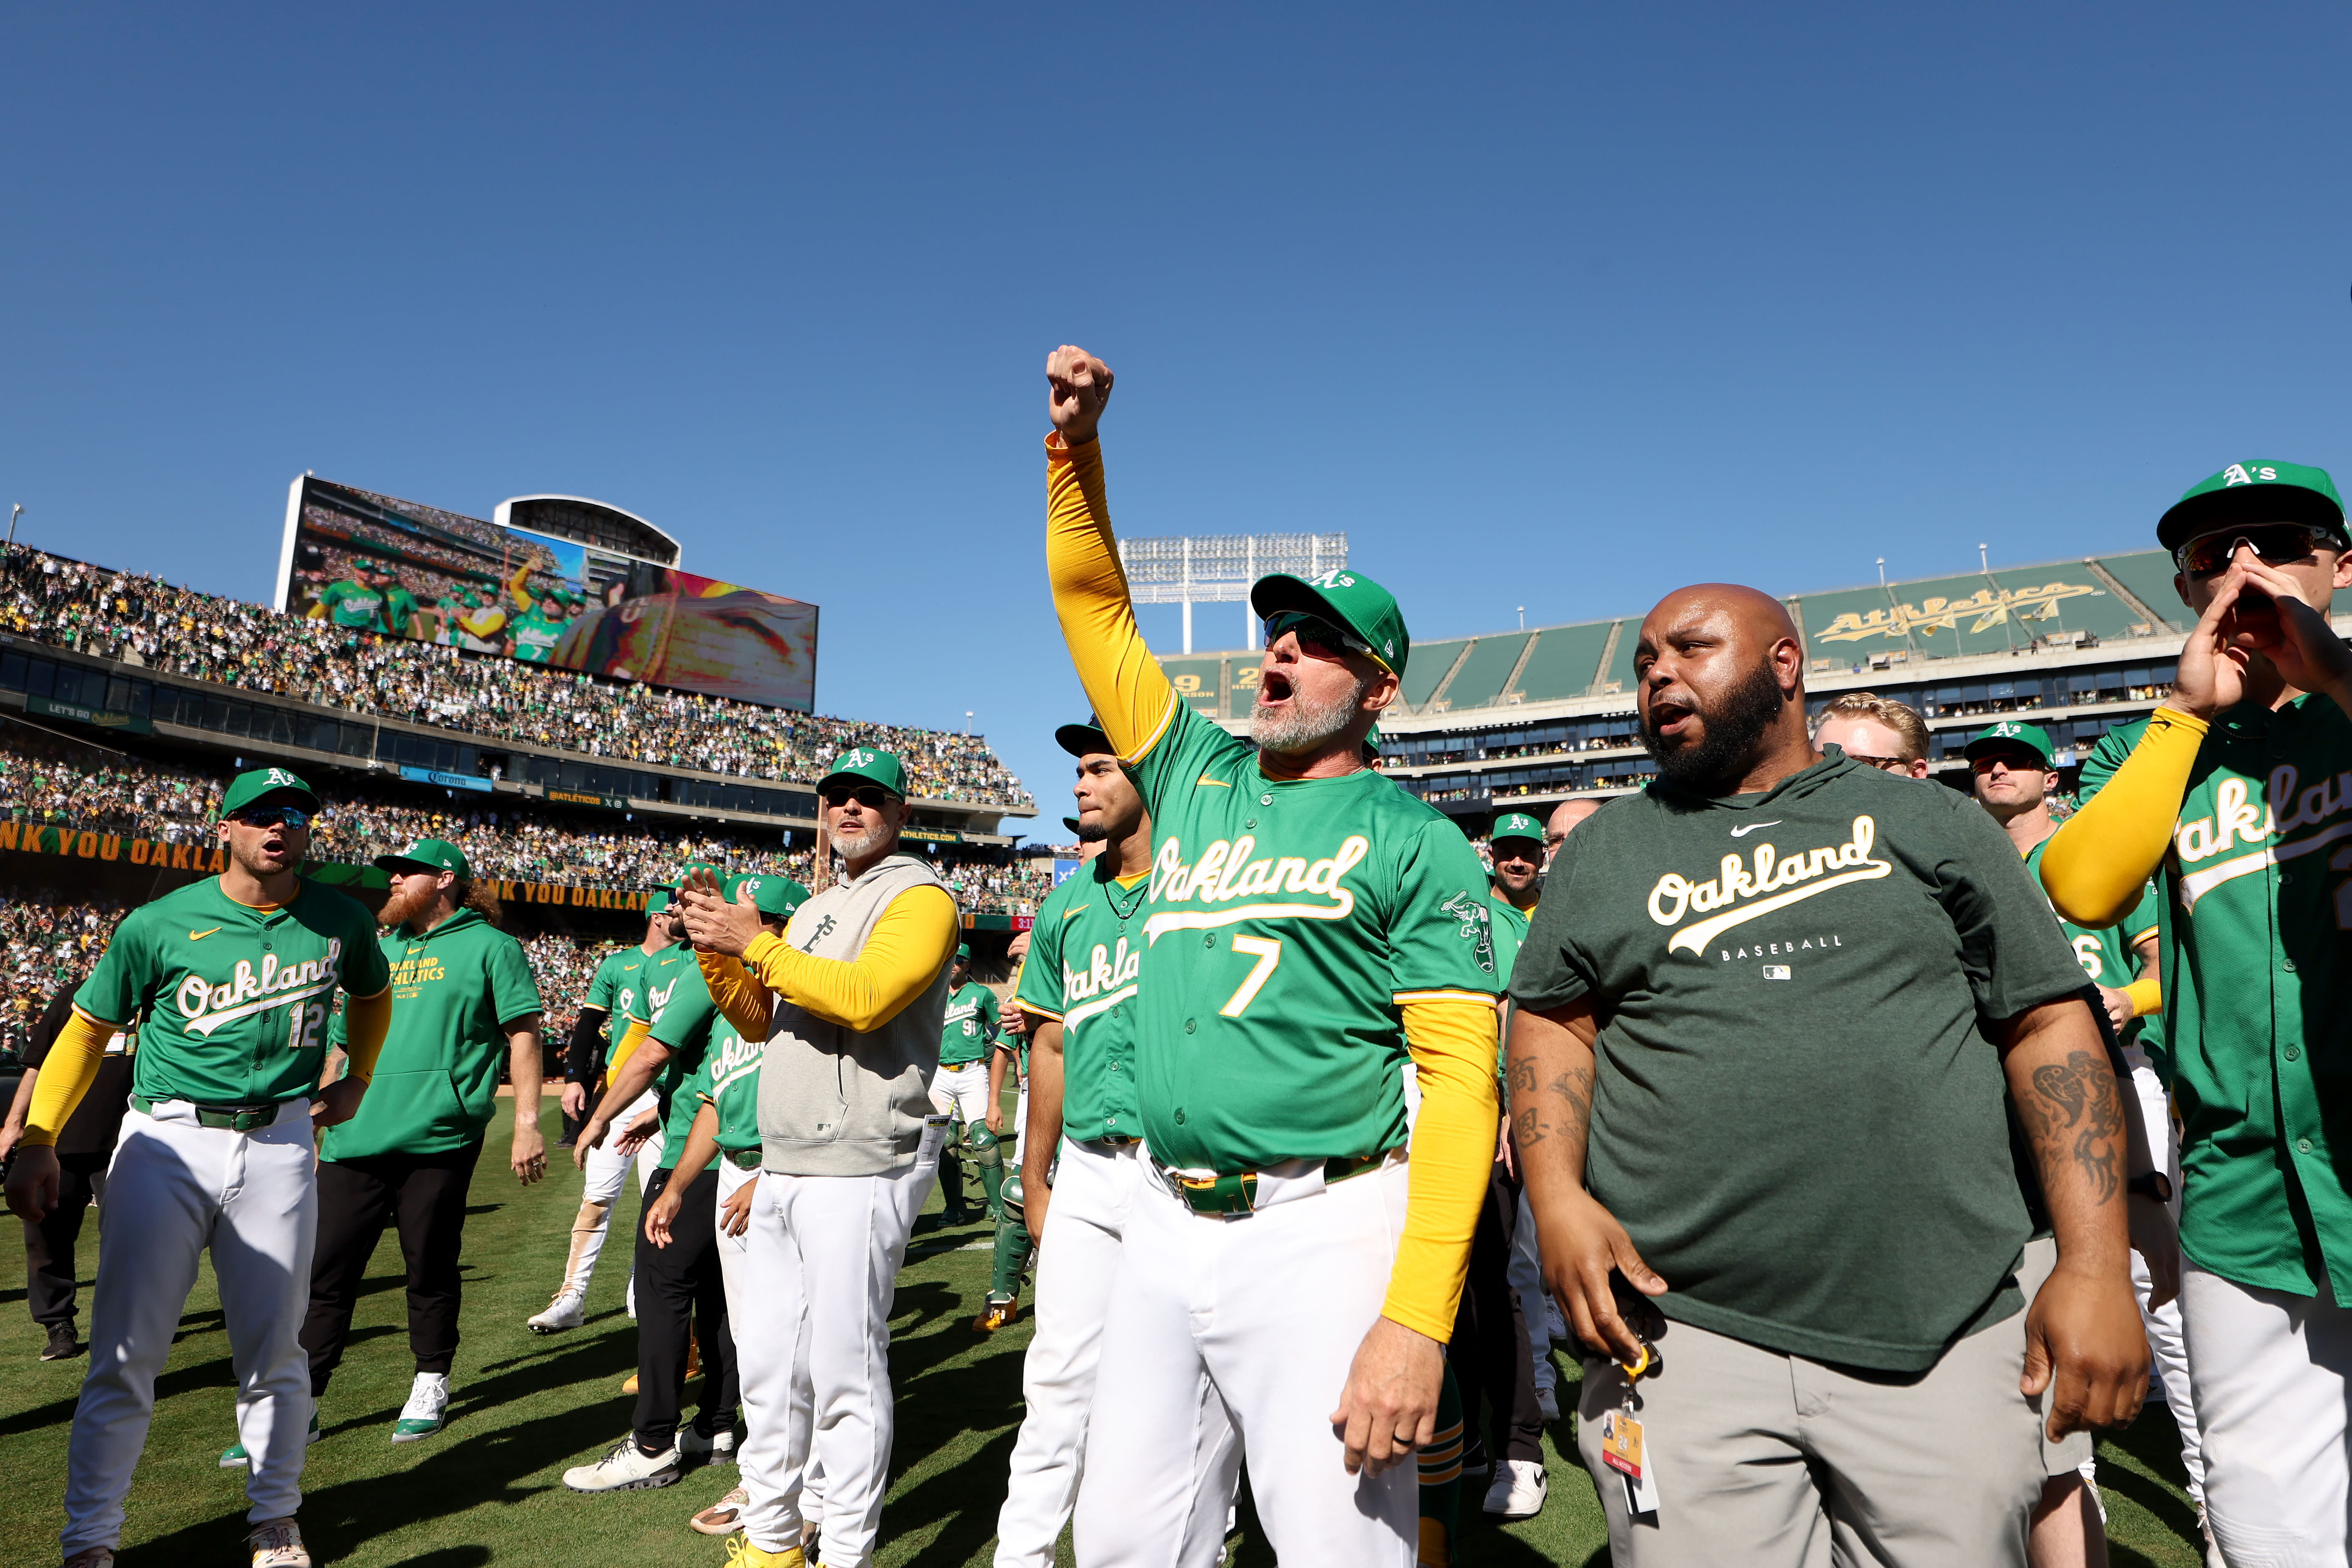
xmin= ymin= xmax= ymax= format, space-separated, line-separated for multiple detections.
xmin=757 ymin=852 xmax=953 ymax=1176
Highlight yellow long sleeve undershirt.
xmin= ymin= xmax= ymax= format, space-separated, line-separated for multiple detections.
xmin=1391 ymin=997 xmax=1503 ymax=1339
xmin=735 ymin=886 xmax=960 ymax=1034
xmin=24 ymin=984 xmax=391 ymax=1146
xmin=698 ymin=950 xmax=775 ymax=1044
xmin=607 ymin=1016 xmax=654 ymax=1075
xmin=1046 ymin=430 xmax=1497 ymax=1341
xmin=2039 ymin=706 xmax=2210 ymax=928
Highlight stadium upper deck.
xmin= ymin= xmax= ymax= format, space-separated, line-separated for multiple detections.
xmin=1175 ymin=546 xmax=2352 ymax=826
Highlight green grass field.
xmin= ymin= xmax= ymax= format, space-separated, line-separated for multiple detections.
xmin=0 ymin=1102 xmax=2209 ymax=1565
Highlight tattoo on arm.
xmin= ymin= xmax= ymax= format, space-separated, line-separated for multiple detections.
xmin=2022 ymin=1049 xmax=2123 ymax=1206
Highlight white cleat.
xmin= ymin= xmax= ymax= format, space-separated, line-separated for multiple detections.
xmin=62 ymin=1549 xmax=115 ymax=1568
xmin=679 ymin=1425 xmax=738 ymax=1466
xmin=563 ymin=1437 xmax=682 ymax=1492
xmin=245 ymin=1517 xmax=312 ymax=1568
xmin=1482 ymin=1458 xmax=1549 ymax=1520
xmin=391 ymin=1372 xmax=449 ymax=1441
xmin=528 ymin=1291 xmax=586 ymax=1334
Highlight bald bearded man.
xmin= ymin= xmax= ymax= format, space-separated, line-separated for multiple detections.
xmin=1504 ymin=584 xmax=2147 ymax=1567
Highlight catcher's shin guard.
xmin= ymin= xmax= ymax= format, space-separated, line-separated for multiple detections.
xmin=971 ymin=1123 xmax=1006 ymax=1219
xmin=988 ymin=1173 xmax=1033 ymax=1302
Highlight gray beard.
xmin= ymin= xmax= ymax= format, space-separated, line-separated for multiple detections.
xmin=1250 ymin=674 xmax=1368 ymax=755
xmin=832 ymin=820 xmax=891 ymax=861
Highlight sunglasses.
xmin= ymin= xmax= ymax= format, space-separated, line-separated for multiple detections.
xmin=2173 ymin=523 xmax=2346 ymax=579
xmin=228 ymin=805 xmax=312 ymax=830
xmin=1843 ymin=752 xmax=1915 ymax=773
xmin=1263 ymin=610 xmax=1372 ymax=662
xmin=821 ymin=784 xmax=898 ymax=810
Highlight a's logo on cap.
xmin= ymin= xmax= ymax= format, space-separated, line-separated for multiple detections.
xmin=1306 ymin=569 xmax=1357 ymax=591
xmin=843 ymin=748 xmax=875 ymax=768
xmin=2221 ymin=463 xmax=2280 ymax=487
xmin=1995 ymin=722 xmax=2021 ymax=737
xmin=265 ymin=769 xmax=299 ymax=788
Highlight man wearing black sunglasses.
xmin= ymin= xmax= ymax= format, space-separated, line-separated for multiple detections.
xmin=1042 ymin=346 xmax=1503 ymax=1568
xmin=2042 ymin=459 xmax=2352 ymax=1566
xmin=676 ymin=746 xmax=958 ymax=1568
xmin=6 ymin=766 xmax=392 ymax=1568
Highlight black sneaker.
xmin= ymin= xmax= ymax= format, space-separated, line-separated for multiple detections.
xmin=41 ymin=1323 xmax=80 ymax=1362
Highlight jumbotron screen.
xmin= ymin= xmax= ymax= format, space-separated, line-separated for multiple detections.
xmin=274 ymin=477 xmax=818 ymax=713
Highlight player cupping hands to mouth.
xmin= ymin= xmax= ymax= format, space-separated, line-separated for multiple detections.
xmin=1041 ymin=346 xmax=1504 ymax=1568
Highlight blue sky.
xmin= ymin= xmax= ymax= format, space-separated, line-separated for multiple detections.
xmin=5 ymin=5 xmax=2349 ymax=832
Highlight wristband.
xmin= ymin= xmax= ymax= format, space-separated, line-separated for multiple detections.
xmin=2124 ymin=978 xmax=2161 ymax=1018
xmin=2128 ymin=1170 xmax=2174 ymax=1203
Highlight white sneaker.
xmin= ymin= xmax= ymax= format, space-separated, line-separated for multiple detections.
xmin=678 ymin=1425 xmax=738 ymax=1466
xmin=1536 ymin=1384 xmax=1561 ymax=1424
xmin=1482 ymin=1458 xmax=1548 ymax=1520
xmin=391 ymin=1372 xmax=448 ymax=1442
xmin=528 ymin=1291 xmax=586 ymax=1334
xmin=245 ymin=1517 xmax=312 ymax=1568
xmin=563 ymin=1437 xmax=681 ymax=1492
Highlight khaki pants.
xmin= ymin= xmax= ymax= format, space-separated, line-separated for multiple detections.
xmin=1576 ymin=1301 xmax=2046 ymax=1567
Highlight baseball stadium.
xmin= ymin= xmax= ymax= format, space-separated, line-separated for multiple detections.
xmin=1 ymin=428 xmax=2310 ymax=1568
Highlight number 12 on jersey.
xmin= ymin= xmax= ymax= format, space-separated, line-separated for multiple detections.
xmin=1220 ymin=935 xmax=1283 ymax=1017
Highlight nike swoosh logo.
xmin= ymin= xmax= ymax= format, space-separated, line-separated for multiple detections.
xmin=188 ymin=927 xmax=223 ymax=941
xmin=1728 ymin=821 xmax=1783 ymax=838
xmin=1196 ymin=775 xmax=1231 ymax=788
xmin=1062 ymin=905 xmax=1091 ymax=921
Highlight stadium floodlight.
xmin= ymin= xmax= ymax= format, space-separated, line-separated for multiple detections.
xmin=1117 ymin=532 xmax=1349 ymax=653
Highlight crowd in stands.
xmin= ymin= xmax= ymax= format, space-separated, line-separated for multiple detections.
xmin=0 ymin=727 xmax=1051 ymax=915
xmin=0 ymin=895 xmax=116 ymax=1056
xmin=3 ymin=546 xmax=1032 ymax=808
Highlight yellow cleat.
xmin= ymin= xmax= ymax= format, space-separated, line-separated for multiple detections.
xmin=973 ymin=1296 xmax=1020 ymax=1332
xmin=724 ymin=1536 xmax=804 ymax=1568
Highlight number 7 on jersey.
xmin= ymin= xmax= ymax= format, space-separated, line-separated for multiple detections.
xmin=1220 ymin=935 xmax=1283 ymax=1017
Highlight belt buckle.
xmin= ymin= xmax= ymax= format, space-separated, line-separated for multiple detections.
xmin=1175 ymin=1170 xmax=1257 ymax=1217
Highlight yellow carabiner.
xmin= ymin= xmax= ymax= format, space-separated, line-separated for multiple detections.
xmin=1617 ymin=1341 xmax=1652 ymax=1381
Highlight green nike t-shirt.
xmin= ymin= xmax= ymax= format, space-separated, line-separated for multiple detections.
xmin=938 ymin=980 xmax=1000 ymax=1066
xmin=1126 ymin=698 xmax=1502 ymax=1171
xmin=1016 ymin=859 xmax=1147 ymax=1143
xmin=692 ymin=1028 xmax=767 ymax=1153
xmin=510 ymin=610 xmax=565 ymax=663
xmin=1507 ymin=753 xmax=2091 ymax=1372
xmin=78 ymin=877 xmax=390 ymax=1107
xmin=322 ymin=908 xmax=543 ymax=1159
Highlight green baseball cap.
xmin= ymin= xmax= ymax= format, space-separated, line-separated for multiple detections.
xmin=1250 ymin=568 xmax=1411 ymax=677
xmin=1963 ymin=720 xmax=2054 ymax=768
xmin=1054 ymin=717 xmax=1113 ymax=758
xmin=646 ymin=890 xmax=672 ymax=915
xmin=664 ymin=860 xmax=723 ymax=890
xmin=956 ymin=943 xmax=971 ymax=960
xmin=372 ymin=838 xmax=470 ymax=880
xmin=219 ymin=766 xmax=319 ymax=818
xmin=819 ymin=746 xmax=907 ymax=797
xmin=1061 ymin=815 xmax=1083 ymax=836
xmin=724 ymin=871 xmax=810 ymax=917
xmin=1361 ymin=723 xmax=1383 ymax=762
xmin=2158 ymin=461 xmax=2348 ymax=552
xmin=1491 ymin=811 xmax=1545 ymax=846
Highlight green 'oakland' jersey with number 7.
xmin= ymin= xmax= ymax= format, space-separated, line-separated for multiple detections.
xmin=1126 ymin=699 xmax=1503 ymax=1171
xmin=75 ymin=876 xmax=390 ymax=1107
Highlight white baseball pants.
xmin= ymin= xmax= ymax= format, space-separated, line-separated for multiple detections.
xmin=996 ymin=1136 xmax=1230 ymax=1568
xmin=2181 ymin=1262 xmax=2352 ymax=1567
xmin=1076 ymin=1155 xmax=1417 ymax=1568
xmin=930 ymin=1062 xmax=991 ymax=1126
xmin=63 ymin=1100 xmax=318 ymax=1555
xmin=563 ymin=1088 xmax=662 ymax=1299
xmin=2125 ymin=1060 xmax=2205 ymax=1508
xmin=736 ymin=1122 xmax=942 ymax=1568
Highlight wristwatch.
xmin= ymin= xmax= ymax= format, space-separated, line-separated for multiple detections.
xmin=2127 ymin=1171 xmax=2174 ymax=1203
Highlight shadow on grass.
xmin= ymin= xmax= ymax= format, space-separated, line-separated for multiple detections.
xmin=2099 ymin=1402 xmax=2204 ymax=1549
xmin=386 ymin=1550 xmax=491 ymax=1568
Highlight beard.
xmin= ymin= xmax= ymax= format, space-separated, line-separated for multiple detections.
xmin=1642 ymin=659 xmax=1789 ymax=790
xmin=377 ymin=880 xmax=438 ymax=931
xmin=831 ymin=818 xmax=892 ymax=860
xmin=1251 ymin=671 xmax=1371 ymax=755
xmin=1075 ymin=819 xmax=1110 ymax=843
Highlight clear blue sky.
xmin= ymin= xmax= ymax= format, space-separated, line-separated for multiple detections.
xmin=5 ymin=5 xmax=2348 ymax=833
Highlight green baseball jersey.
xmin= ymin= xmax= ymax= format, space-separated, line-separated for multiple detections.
xmin=939 ymin=980 xmax=1000 ymax=1066
xmin=692 ymin=1027 xmax=767 ymax=1153
xmin=2079 ymin=698 xmax=2352 ymax=1299
xmin=321 ymin=908 xmax=543 ymax=1159
xmin=76 ymin=877 xmax=390 ymax=1107
xmin=509 ymin=610 xmax=565 ymax=662
xmin=1016 ymin=861 xmax=1147 ymax=1143
xmin=1508 ymin=754 xmax=2091 ymax=1372
xmin=381 ymin=586 xmax=420 ymax=636
xmin=1127 ymin=700 xmax=1502 ymax=1172
xmin=2021 ymin=836 xmax=2158 ymax=1045
xmin=314 ymin=578 xmax=387 ymax=629
xmin=639 ymin=951 xmax=732 ymax=1153
xmin=584 ymin=945 xmax=667 ymax=1062
xmin=1485 ymin=887 xmax=1532 ymax=1076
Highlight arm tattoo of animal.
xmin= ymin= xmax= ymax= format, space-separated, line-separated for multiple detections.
xmin=2024 ymin=1050 xmax=2123 ymax=1206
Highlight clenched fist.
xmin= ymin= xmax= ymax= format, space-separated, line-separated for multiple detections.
xmin=1047 ymin=346 xmax=1113 ymax=446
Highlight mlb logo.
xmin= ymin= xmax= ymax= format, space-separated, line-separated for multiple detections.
xmin=1762 ymin=965 xmax=1792 ymax=980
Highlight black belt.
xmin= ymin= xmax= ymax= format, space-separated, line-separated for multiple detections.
xmin=130 ymin=1095 xmax=297 ymax=1132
